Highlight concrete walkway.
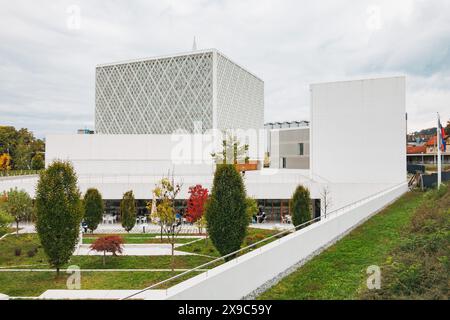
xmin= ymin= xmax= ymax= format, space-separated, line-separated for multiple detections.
xmin=249 ymin=222 xmax=292 ymax=230
xmin=16 ymin=222 xmax=292 ymax=235
xmin=0 ymin=268 xmax=208 ymax=272
xmin=74 ymin=243 xmax=194 ymax=256
xmin=38 ymin=289 xmax=167 ymax=300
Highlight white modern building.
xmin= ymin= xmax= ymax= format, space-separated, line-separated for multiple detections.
xmin=95 ymin=49 xmax=264 ymax=134
xmin=310 ymin=76 xmax=406 ymax=184
xmin=0 ymin=72 xmax=408 ymax=223
xmin=269 ymin=126 xmax=310 ymax=169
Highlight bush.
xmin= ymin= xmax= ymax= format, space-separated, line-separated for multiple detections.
xmin=90 ymin=235 xmax=124 ymax=265
xmin=31 ymin=154 xmax=45 ymax=170
xmin=363 ymin=186 xmax=450 ymax=300
xmin=27 ymin=249 xmax=36 ymax=257
xmin=0 ymin=209 xmax=13 ymax=236
xmin=206 ymin=164 xmax=248 ymax=260
xmin=3 ymin=188 xmax=33 ymax=235
xmin=83 ymin=188 xmax=104 ymax=233
xmin=35 ymin=160 xmax=83 ymax=275
xmin=120 ymin=191 xmax=136 ymax=232
xmin=290 ymin=185 xmax=311 ymax=227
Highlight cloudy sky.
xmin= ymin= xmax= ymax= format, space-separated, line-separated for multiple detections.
xmin=1 ymin=0 xmax=449 ymax=138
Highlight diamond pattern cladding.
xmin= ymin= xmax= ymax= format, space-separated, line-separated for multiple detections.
xmin=216 ymin=53 xmax=264 ymax=130
xmin=95 ymin=52 xmax=213 ymax=134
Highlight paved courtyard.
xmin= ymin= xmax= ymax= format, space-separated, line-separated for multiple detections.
xmin=74 ymin=243 xmax=196 ymax=256
xmin=17 ymin=222 xmax=292 ymax=235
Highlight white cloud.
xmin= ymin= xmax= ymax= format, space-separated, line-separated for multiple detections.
xmin=0 ymin=0 xmax=449 ymax=137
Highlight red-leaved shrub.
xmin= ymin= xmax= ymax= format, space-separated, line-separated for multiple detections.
xmin=90 ymin=235 xmax=124 ymax=265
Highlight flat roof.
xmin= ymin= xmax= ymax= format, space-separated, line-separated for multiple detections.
xmin=96 ymin=48 xmax=263 ymax=82
xmin=310 ymin=75 xmax=406 ymax=87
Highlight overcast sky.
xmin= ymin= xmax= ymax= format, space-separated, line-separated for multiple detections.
xmin=1 ymin=0 xmax=449 ymax=138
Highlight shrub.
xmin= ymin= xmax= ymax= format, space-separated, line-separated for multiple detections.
xmin=31 ymin=154 xmax=45 ymax=170
xmin=2 ymin=188 xmax=33 ymax=235
xmin=35 ymin=160 xmax=83 ymax=275
xmin=120 ymin=191 xmax=136 ymax=232
xmin=362 ymin=186 xmax=450 ymax=300
xmin=245 ymin=197 xmax=258 ymax=223
xmin=206 ymin=164 xmax=248 ymax=260
xmin=0 ymin=209 xmax=13 ymax=236
xmin=83 ymin=188 xmax=104 ymax=233
xmin=90 ymin=235 xmax=124 ymax=265
xmin=186 ymin=185 xmax=209 ymax=233
xmin=290 ymin=185 xmax=311 ymax=227
xmin=27 ymin=249 xmax=36 ymax=257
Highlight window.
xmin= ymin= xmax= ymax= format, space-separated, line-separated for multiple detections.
xmin=299 ymin=143 xmax=304 ymax=155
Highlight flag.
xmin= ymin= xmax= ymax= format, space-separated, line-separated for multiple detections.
xmin=439 ymin=118 xmax=446 ymax=152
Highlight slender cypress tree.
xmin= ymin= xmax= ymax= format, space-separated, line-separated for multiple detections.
xmin=120 ymin=190 xmax=136 ymax=232
xmin=206 ymin=164 xmax=248 ymax=260
xmin=290 ymin=185 xmax=311 ymax=227
xmin=35 ymin=161 xmax=82 ymax=275
xmin=83 ymin=188 xmax=104 ymax=233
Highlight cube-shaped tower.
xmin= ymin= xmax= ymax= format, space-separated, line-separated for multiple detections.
xmin=95 ymin=49 xmax=264 ymax=134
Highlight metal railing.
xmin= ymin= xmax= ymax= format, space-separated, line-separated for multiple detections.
xmin=121 ymin=181 xmax=407 ymax=300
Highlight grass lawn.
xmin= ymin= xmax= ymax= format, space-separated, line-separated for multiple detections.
xmin=0 ymin=227 xmax=282 ymax=297
xmin=258 ymin=191 xmax=426 ymax=300
xmin=0 ymin=270 xmax=197 ymax=297
xmin=0 ymin=233 xmax=215 ymax=297
xmin=0 ymin=233 xmax=213 ymax=270
xmin=177 ymin=227 xmax=281 ymax=257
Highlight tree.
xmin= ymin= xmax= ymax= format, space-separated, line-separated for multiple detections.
xmin=150 ymin=175 xmax=183 ymax=271
xmin=90 ymin=236 xmax=124 ymax=266
xmin=120 ymin=190 xmax=136 ymax=232
xmin=206 ymin=164 xmax=249 ymax=260
xmin=245 ymin=197 xmax=258 ymax=223
xmin=320 ymin=186 xmax=332 ymax=218
xmin=83 ymin=188 xmax=104 ymax=233
xmin=0 ymin=126 xmax=45 ymax=170
xmin=0 ymin=153 xmax=11 ymax=174
xmin=0 ymin=209 xmax=13 ymax=236
xmin=211 ymin=133 xmax=249 ymax=164
xmin=35 ymin=161 xmax=83 ymax=275
xmin=31 ymin=154 xmax=45 ymax=170
xmin=0 ymin=126 xmax=17 ymax=155
xmin=13 ymin=141 xmax=31 ymax=170
xmin=290 ymin=185 xmax=311 ymax=227
xmin=186 ymin=185 xmax=209 ymax=233
xmin=2 ymin=188 xmax=33 ymax=235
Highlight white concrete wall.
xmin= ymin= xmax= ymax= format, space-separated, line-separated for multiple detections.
xmin=0 ymin=171 xmax=395 ymax=210
xmin=161 ymin=182 xmax=408 ymax=300
xmin=310 ymin=77 xmax=406 ymax=184
xmin=46 ymin=134 xmax=216 ymax=176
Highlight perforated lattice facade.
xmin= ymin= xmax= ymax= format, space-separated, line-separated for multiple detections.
xmin=95 ymin=50 xmax=263 ymax=134
xmin=216 ymin=53 xmax=264 ymax=131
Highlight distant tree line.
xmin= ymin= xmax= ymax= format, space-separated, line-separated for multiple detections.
xmin=0 ymin=126 xmax=45 ymax=170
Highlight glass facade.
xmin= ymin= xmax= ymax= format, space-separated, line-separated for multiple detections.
xmin=105 ymin=199 xmax=295 ymax=223
xmin=23 ymin=198 xmax=313 ymax=225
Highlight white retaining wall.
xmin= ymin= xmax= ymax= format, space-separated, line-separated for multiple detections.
xmin=162 ymin=182 xmax=408 ymax=300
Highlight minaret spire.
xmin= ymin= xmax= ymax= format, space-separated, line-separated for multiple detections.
xmin=192 ymin=36 xmax=197 ymax=51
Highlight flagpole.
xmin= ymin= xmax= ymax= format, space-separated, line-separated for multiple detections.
xmin=437 ymin=113 xmax=442 ymax=188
